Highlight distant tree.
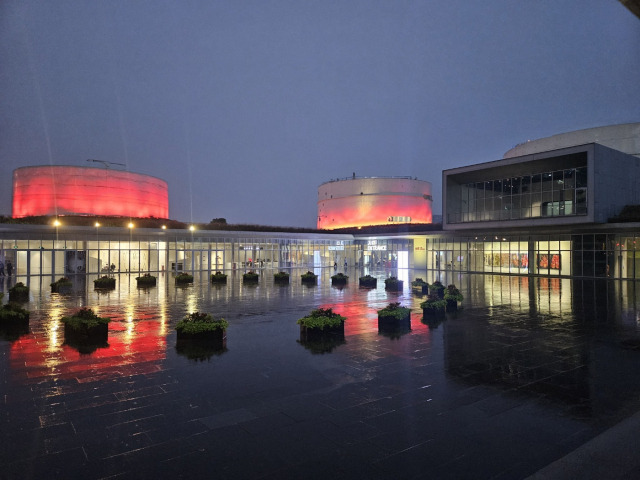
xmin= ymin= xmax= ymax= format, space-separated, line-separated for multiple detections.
xmin=209 ymin=218 xmax=227 ymax=224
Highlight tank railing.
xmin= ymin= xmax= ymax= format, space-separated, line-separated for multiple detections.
xmin=321 ymin=175 xmax=418 ymax=184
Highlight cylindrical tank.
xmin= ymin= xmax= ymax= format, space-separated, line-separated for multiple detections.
xmin=12 ymin=165 xmax=169 ymax=218
xmin=317 ymin=176 xmax=432 ymax=229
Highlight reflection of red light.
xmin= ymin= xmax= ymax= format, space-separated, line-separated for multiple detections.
xmin=9 ymin=317 xmax=166 ymax=383
xmin=12 ymin=166 xmax=168 ymax=218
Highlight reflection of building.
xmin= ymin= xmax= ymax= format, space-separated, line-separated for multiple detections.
xmin=12 ymin=165 xmax=169 ymax=218
xmin=317 ymin=176 xmax=433 ymax=229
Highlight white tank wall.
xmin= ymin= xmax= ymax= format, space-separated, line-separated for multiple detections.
xmin=317 ymin=177 xmax=432 ymax=229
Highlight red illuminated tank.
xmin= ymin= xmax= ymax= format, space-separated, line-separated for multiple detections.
xmin=12 ymin=165 xmax=169 ymax=218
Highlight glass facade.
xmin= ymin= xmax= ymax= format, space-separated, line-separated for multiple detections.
xmin=448 ymin=167 xmax=588 ymax=224
xmin=4 ymin=225 xmax=640 ymax=280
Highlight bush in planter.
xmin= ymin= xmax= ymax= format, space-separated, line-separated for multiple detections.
xmin=411 ymin=278 xmax=429 ymax=294
xmin=359 ymin=275 xmax=377 ymax=288
xmin=384 ymin=276 xmax=403 ymax=291
xmin=61 ymin=307 xmax=110 ymax=350
xmin=444 ymin=284 xmax=463 ymax=311
xmin=429 ymin=281 xmax=445 ymax=299
xmin=175 ymin=272 xmax=194 ymax=285
xmin=175 ymin=312 xmax=228 ymax=354
xmin=243 ymin=270 xmax=259 ymax=283
xmin=51 ymin=277 xmax=73 ymax=294
xmin=210 ymin=271 xmax=228 ymax=284
xmin=301 ymin=271 xmax=318 ymax=284
xmin=0 ymin=300 xmax=30 ymax=341
xmin=420 ymin=295 xmax=446 ymax=316
xmin=274 ymin=271 xmax=290 ymax=283
xmin=331 ymin=273 xmax=348 ymax=285
xmin=136 ymin=273 xmax=157 ymax=287
xmin=9 ymin=282 xmax=29 ymax=302
xmin=94 ymin=276 xmax=116 ymax=289
xmin=297 ymin=307 xmax=346 ymax=342
xmin=377 ymin=302 xmax=411 ymax=323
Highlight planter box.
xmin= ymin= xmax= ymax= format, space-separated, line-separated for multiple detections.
xmin=136 ymin=276 xmax=157 ymax=287
xmin=446 ymin=299 xmax=458 ymax=312
xmin=384 ymin=279 xmax=403 ymax=291
xmin=411 ymin=284 xmax=428 ymax=294
xmin=63 ymin=321 xmax=108 ymax=345
xmin=378 ymin=321 xmax=411 ymax=338
xmin=177 ymin=328 xmax=226 ymax=345
xmin=175 ymin=274 xmax=194 ymax=285
xmin=378 ymin=310 xmax=411 ymax=324
xmin=422 ymin=307 xmax=445 ymax=317
xmin=94 ymin=277 xmax=116 ymax=289
xmin=0 ymin=305 xmax=30 ymax=340
xmin=299 ymin=322 xmax=345 ymax=342
xmin=243 ymin=273 xmax=259 ymax=283
xmin=359 ymin=276 xmax=377 ymax=288
xmin=51 ymin=283 xmax=72 ymax=294
xmin=274 ymin=273 xmax=290 ymax=284
xmin=331 ymin=275 xmax=348 ymax=285
xmin=211 ymin=273 xmax=228 ymax=284
xmin=301 ymin=273 xmax=318 ymax=284
xmin=9 ymin=283 xmax=29 ymax=302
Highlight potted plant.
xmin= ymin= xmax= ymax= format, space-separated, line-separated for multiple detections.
xmin=243 ymin=270 xmax=259 ymax=283
xmin=420 ymin=294 xmax=446 ymax=317
xmin=211 ymin=271 xmax=228 ymax=284
xmin=9 ymin=282 xmax=29 ymax=302
xmin=384 ymin=276 xmax=403 ymax=291
xmin=51 ymin=277 xmax=73 ymax=294
xmin=94 ymin=276 xmax=116 ymax=289
xmin=175 ymin=272 xmax=194 ymax=285
xmin=411 ymin=278 xmax=429 ymax=294
xmin=0 ymin=293 xmax=30 ymax=340
xmin=377 ymin=302 xmax=411 ymax=324
xmin=429 ymin=280 xmax=445 ymax=299
xmin=274 ymin=271 xmax=290 ymax=284
xmin=359 ymin=275 xmax=377 ymax=288
xmin=61 ymin=307 xmax=110 ymax=349
xmin=297 ymin=307 xmax=346 ymax=341
xmin=175 ymin=312 xmax=228 ymax=352
xmin=444 ymin=284 xmax=463 ymax=312
xmin=301 ymin=271 xmax=318 ymax=284
xmin=136 ymin=273 xmax=157 ymax=287
xmin=331 ymin=273 xmax=348 ymax=285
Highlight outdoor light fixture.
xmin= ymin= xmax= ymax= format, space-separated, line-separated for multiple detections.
xmin=128 ymin=222 xmax=134 ymax=229
xmin=161 ymin=225 xmax=167 ymax=230
xmin=189 ymin=225 xmax=195 ymax=232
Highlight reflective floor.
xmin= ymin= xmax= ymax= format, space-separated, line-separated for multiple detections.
xmin=1 ymin=269 xmax=640 ymax=479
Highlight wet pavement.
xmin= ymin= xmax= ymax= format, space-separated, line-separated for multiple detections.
xmin=1 ymin=270 xmax=640 ymax=479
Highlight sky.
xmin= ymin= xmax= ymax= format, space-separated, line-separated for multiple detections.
xmin=1 ymin=1 xmax=639 ymax=228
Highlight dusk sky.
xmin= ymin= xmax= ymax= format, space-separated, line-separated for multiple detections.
xmin=2 ymin=1 xmax=639 ymax=228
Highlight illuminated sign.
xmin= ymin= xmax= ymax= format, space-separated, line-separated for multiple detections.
xmin=328 ymin=246 xmax=344 ymax=251
xmin=366 ymin=245 xmax=387 ymax=251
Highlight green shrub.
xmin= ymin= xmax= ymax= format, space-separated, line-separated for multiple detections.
xmin=420 ymin=295 xmax=446 ymax=313
xmin=51 ymin=277 xmax=72 ymax=288
xmin=94 ymin=276 xmax=116 ymax=288
xmin=243 ymin=271 xmax=259 ymax=283
xmin=301 ymin=271 xmax=318 ymax=283
xmin=297 ymin=307 xmax=346 ymax=330
xmin=136 ymin=274 xmax=157 ymax=286
xmin=331 ymin=273 xmax=348 ymax=284
xmin=411 ymin=278 xmax=428 ymax=287
xmin=175 ymin=272 xmax=194 ymax=284
xmin=377 ymin=302 xmax=411 ymax=322
xmin=444 ymin=284 xmax=463 ymax=302
xmin=9 ymin=282 xmax=29 ymax=300
xmin=175 ymin=312 xmax=228 ymax=335
xmin=274 ymin=271 xmax=290 ymax=282
xmin=0 ymin=302 xmax=30 ymax=323
xmin=211 ymin=271 xmax=228 ymax=283
xmin=384 ymin=277 xmax=403 ymax=291
xmin=61 ymin=307 xmax=110 ymax=330
xmin=430 ymin=281 xmax=445 ymax=298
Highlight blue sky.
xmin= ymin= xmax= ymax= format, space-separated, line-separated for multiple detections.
xmin=2 ymin=0 xmax=639 ymax=227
